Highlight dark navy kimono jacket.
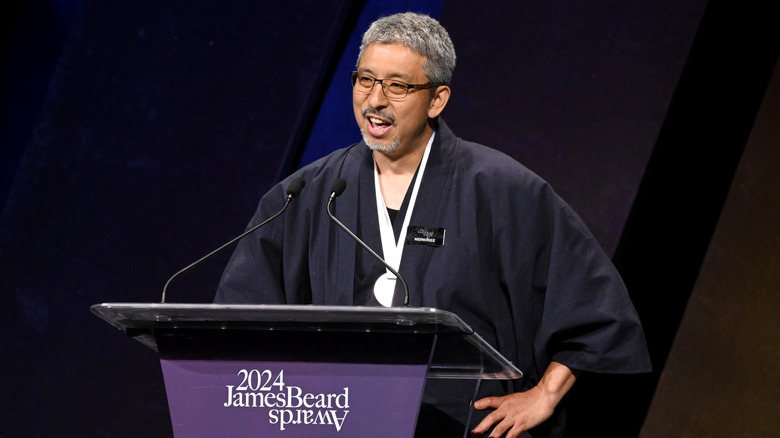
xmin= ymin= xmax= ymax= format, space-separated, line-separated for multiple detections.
xmin=215 ymin=119 xmax=651 ymax=436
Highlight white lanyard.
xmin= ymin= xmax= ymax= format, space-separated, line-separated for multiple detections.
xmin=373 ymin=132 xmax=435 ymax=274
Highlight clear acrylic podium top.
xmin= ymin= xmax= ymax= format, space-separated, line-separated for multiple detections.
xmin=91 ymin=303 xmax=522 ymax=380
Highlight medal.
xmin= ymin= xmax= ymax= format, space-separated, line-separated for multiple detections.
xmin=373 ymin=272 xmax=397 ymax=307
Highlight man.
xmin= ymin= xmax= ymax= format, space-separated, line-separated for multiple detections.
xmin=216 ymin=12 xmax=651 ymax=437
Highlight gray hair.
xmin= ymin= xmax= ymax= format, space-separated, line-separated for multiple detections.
xmin=357 ymin=12 xmax=456 ymax=86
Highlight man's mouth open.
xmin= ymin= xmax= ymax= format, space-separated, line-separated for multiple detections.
xmin=363 ymin=109 xmax=395 ymax=138
xmin=369 ymin=117 xmax=394 ymax=135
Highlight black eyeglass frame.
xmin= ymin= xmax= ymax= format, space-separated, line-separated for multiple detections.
xmin=350 ymin=71 xmax=441 ymax=100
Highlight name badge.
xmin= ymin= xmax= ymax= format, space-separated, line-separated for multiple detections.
xmin=405 ymin=226 xmax=445 ymax=247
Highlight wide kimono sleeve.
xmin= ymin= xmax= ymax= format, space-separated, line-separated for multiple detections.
xmin=214 ymin=169 xmax=322 ymax=306
xmin=508 ymin=177 xmax=651 ymax=376
xmin=213 ymin=148 xmax=350 ymax=305
xmin=213 ymin=181 xmax=290 ymax=304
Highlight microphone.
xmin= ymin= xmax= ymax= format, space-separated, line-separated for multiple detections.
xmin=326 ymin=178 xmax=411 ymax=307
xmin=161 ymin=177 xmax=305 ymax=303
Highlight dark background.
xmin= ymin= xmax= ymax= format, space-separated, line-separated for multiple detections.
xmin=1 ymin=0 xmax=777 ymax=436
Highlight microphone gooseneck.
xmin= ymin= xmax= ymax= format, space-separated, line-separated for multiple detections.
xmin=161 ymin=177 xmax=305 ymax=303
xmin=326 ymin=178 xmax=411 ymax=307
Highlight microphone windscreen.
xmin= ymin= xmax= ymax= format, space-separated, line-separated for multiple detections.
xmin=287 ymin=177 xmax=305 ymax=197
xmin=330 ymin=178 xmax=347 ymax=197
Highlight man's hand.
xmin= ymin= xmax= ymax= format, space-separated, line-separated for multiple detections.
xmin=470 ymin=362 xmax=579 ymax=438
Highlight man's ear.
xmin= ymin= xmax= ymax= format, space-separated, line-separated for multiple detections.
xmin=428 ymin=85 xmax=451 ymax=119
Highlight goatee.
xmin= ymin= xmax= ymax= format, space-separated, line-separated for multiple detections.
xmin=361 ymin=130 xmax=401 ymax=153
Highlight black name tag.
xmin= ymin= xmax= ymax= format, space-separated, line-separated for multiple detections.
xmin=405 ymin=226 xmax=445 ymax=247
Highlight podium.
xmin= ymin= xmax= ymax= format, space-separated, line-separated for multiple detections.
xmin=92 ymin=303 xmax=522 ymax=437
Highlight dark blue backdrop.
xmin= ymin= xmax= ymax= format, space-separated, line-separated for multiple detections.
xmin=1 ymin=1 xmax=777 ymax=436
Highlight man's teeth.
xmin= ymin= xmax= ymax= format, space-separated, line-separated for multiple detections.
xmin=369 ymin=117 xmax=389 ymax=126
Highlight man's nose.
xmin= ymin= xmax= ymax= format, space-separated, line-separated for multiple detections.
xmin=367 ymin=81 xmax=389 ymax=106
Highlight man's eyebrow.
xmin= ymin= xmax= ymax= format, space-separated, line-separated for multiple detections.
xmin=356 ymin=67 xmax=413 ymax=81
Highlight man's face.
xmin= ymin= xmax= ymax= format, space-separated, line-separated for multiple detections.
xmin=353 ymin=43 xmax=441 ymax=156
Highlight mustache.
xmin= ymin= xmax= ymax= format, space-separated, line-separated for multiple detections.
xmin=361 ymin=107 xmax=396 ymax=125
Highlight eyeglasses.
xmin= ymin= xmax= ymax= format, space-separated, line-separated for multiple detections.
xmin=351 ymin=71 xmax=440 ymax=101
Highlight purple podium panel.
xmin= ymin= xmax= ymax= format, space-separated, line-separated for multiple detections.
xmin=160 ymin=359 xmax=427 ymax=438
